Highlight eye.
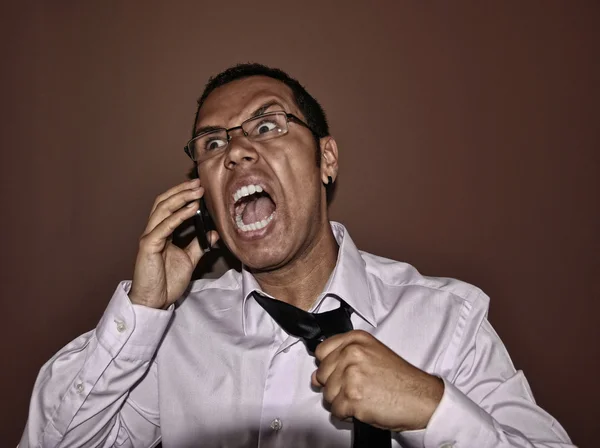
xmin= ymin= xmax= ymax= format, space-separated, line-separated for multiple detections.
xmin=254 ymin=119 xmax=278 ymax=135
xmin=204 ymin=137 xmax=227 ymax=151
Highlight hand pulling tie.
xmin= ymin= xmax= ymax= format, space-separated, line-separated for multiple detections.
xmin=252 ymin=292 xmax=392 ymax=448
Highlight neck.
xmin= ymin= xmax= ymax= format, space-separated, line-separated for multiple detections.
xmin=252 ymin=223 xmax=339 ymax=311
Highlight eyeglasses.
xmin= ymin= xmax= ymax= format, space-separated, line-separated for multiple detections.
xmin=184 ymin=111 xmax=314 ymax=163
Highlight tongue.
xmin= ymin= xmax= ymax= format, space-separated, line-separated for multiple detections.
xmin=242 ymin=196 xmax=275 ymax=225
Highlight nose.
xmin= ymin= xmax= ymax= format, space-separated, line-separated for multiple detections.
xmin=224 ymin=133 xmax=259 ymax=170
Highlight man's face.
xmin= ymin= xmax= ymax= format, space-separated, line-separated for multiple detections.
xmin=195 ymin=76 xmax=336 ymax=272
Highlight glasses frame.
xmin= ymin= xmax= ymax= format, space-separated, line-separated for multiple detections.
xmin=184 ymin=111 xmax=315 ymax=162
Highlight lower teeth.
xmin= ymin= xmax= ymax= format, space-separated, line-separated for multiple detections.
xmin=236 ymin=212 xmax=274 ymax=232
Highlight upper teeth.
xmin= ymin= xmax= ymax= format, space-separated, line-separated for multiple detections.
xmin=233 ymin=184 xmax=263 ymax=202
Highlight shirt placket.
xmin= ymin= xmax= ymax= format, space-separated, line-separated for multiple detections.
xmin=257 ymin=332 xmax=302 ymax=448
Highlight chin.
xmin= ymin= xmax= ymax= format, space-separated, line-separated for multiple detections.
xmin=230 ymin=237 xmax=292 ymax=272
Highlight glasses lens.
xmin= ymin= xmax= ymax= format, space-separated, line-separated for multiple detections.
xmin=190 ymin=130 xmax=228 ymax=162
xmin=243 ymin=112 xmax=288 ymax=141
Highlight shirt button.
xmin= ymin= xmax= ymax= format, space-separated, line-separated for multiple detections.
xmin=270 ymin=418 xmax=283 ymax=431
xmin=440 ymin=443 xmax=455 ymax=448
xmin=75 ymin=382 xmax=84 ymax=393
xmin=114 ymin=319 xmax=126 ymax=333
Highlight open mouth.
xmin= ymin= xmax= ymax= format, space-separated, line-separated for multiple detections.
xmin=232 ymin=184 xmax=276 ymax=232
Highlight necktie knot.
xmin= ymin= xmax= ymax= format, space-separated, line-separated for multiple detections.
xmin=251 ymin=292 xmax=353 ymax=352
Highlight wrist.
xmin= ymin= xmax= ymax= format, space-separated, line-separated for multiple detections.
xmin=393 ymin=374 xmax=445 ymax=432
xmin=420 ymin=375 xmax=445 ymax=428
xmin=128 ymin=290 xmax=164 ymax=309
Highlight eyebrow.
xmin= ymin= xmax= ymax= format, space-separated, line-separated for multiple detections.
xmin=250 ymin=100 xmax=284 ymax=118
xmin=193 ymin=100 xmax=286 ymax=137
xmin=193 ymin=125 xmax=224 ymax=138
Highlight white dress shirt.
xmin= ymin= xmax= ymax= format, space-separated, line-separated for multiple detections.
xmin=20 ymin=222 xmax=574 ymax=448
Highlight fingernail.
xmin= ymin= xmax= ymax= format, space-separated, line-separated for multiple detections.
xmin=187 ymin=201 xmax=197 ymax=208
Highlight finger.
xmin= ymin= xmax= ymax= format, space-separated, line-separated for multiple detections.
xmin=321 ymin=362 xmax=346 ymax=404
xmin=145 ymin=186 xmax=204 ymax=235
xmin=184 ymin=230 xmax=221 ymax=265
xmin=311 ymin=370 xmax=320 ymax=388
xmin=329 ymin=386 xmax=354 ymax=422
xmin=315 ymin=330 xmax=366 ymax=361
xmin=150 ymin=178 xmax=201 ymax=216
xmin=314 ymin=345 xmax=344 ymax=387
xmin=207 ymin=230 xmax=221 ymax=247
xmin=314 ymin=333 xmax=348 ymax=361
xmin=139 ymin=201 xmax=200 ymax=253
xmin=184 ymin=235 xmax=202 ymax=266
xmin=316 ymin=332 xmax=376 ymax=389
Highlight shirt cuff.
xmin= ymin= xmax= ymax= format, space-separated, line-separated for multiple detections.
xmin=423 ymin=378 xmax=494 ymax=447
xmin=96 ymin=281 xmax=174 ymax=361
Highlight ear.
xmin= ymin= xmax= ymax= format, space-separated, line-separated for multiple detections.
xmin=319 ymin=136 xmax=339 ymax=184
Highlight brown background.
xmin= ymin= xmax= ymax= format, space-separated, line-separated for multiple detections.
xmin=1 ymin=1 xmax=598 ymax=446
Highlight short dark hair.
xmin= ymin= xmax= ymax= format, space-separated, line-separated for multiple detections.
xmin=194 ymin=63 xmax=329 ymax=141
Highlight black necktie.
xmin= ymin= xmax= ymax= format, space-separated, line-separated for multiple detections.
xmin=252 ymin=292 xmax=392 ymax=448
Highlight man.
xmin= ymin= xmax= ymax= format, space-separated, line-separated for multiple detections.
xmin=20 ymin=64 xmax=574 ymax=447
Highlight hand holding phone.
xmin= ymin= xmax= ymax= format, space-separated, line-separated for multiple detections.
xmin=129 ymin=177 xmax=217 ymax=309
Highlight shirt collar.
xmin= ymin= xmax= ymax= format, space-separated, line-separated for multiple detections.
xmin=241 ymin=221 xmax=377 ymax=335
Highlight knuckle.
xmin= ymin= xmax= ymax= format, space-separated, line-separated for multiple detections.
xmin=330 ymin=398 xmax=343 ymax=418
xmin=331 ymin=397 xmax=352 ymax=420
xmin=153 ymin=193 xmax=166 ymax=208
xmin=154 ymin=197 xmax=169 ymax=212
xmin=138 ymin=234 xmax=150 ymax=247
xmin=353 ymin=329 xmax=370 ymax=341
xmin=343 ymin=366 xmax=365 ymax=401
xmin=352 ymin=406 xmax=367 ymax=423
xmin=345 ymin=381 xmax=364 ymax=401
xmin=343 ymin=343 xmax=365 ymax=360
xmin=166 ymin=217 xmax=180 ymax=233
xmin=314 ymin=344 xmax=324 ymax=359
xmin=138 ymin=233 xmax=160 ymax=252
xmin=345 ymin=364 xmax=364 ymax=384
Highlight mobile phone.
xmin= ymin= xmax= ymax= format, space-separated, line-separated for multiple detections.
xmin=191 ymin=170 xmax=215 ymax=252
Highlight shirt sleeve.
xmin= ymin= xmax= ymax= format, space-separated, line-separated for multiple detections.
xmin=402 ymin=293 xmax=575 ymax=448
xmin=19 ymin=281 xmax=173 ymax=448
